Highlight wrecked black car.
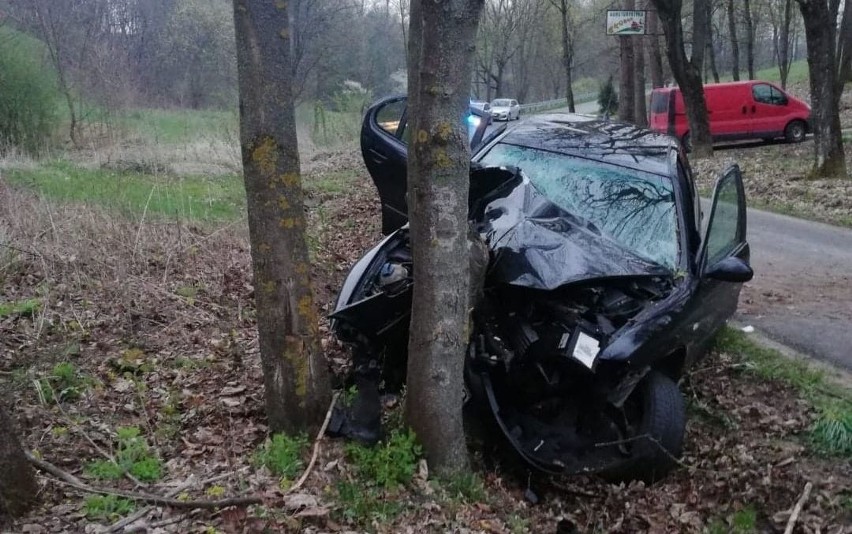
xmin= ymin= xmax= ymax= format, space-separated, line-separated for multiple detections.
xmin=330 ymin=96 xmax=753 ymax=482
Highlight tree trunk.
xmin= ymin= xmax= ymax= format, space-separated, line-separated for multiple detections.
xmin=705 ymin=0 xmax=720 ymax=83
xmin=0 ymin=404 xmax=38 ymax=517
xmin=779 ymin=0 xmax=793 ymax=89
xmin=796 ymin=0 xmax=847 ymax=178
xmin=744 ymin=0 xmax=755 ymax=79
xmin=557 ymin=0 xmax=575 ymax=112
xmin=618 ymin=0 xmax=636 ymax=122
xmin=727 ymin=0 xmax=740 ymax=81
xmin=634 ymin=34 xmax=647 ymax=126
xmin=647 ymin=8 xmax=664 ymax=87
xmin=838 ymin=0 xmax=852 ymax=86
xmin=232 ymin=0 xmax=331 ymax=434
xmin=405 ymin=0 xmax=484 ymax=476
xmin=652 ymin=0 xmax=713 ymax=157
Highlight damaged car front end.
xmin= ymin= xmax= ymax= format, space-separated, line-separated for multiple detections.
xmin=330 ymin=98 xmax=753 ymax=482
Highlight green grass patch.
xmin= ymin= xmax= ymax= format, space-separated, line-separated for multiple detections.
xmin=336 ymin=481 xmax=405 ymax=526
xmin=253 ymin=433 xmax=309 ymax=485
xmin=85 ymin=426 xmax=163 ymax=482
xmin=84 ymin=494 xmax=135 ymax=521
xmin=35 ymin=361 xmax=90 ymax=403
xmin=717 ymin=60 xmax=809 ymax=86
xmin=115 ymin=108 xmax=237 ymax=145
xmin=439 ymin=472 xmax=487 ymax=504
xmin=0 ymin=298 xmax=39 ymax=318
xmin=5 ymin=161 xmax=244 ymax=221
xmin=713 ymin=327 xmax=852 ymax=457
xmin=344 ymin=427 xmax=422 ymax=488
xmin=304 ymin=170 xmax=357 ymax=196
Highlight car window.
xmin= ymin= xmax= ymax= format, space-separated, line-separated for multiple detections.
xmin=479 ymin=143 xmax=679 ymax=269
xmin=511 ymin=100 xmax=518 ymax=106
xmin=650 ymin=92 xmax=668 ymax=114
xmin=704 ymin=171 xmax=743 ymax=265
xmin=492 ymin=99 xmax=511 ymax=106
xmin=753 ymin=84 xmax=786 ymax=106
xmin=376 ymin=99 xmax=406 ymax=136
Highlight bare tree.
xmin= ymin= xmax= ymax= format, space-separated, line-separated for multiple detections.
xmin=633 ymin=4 xmax=647 ymax=127
xmin=646 ymin=7 xmax=665 ymax=87
xmin=405 ymin=0 xmax=484 ymax=475
xmin=795 ymin=0 xmax=848 ymax=178
xmin=618 ymin=0 xmax=636 ymax=122
xmin=726 ymin=0 xmax=740 ymax=81
xmin=772 ymin=0 xmax=796 ymax=88
xmin=651 ymin=0 xmax=713 ymax=157
xmin=232 ymin=0 xmax=332 ymax=434
xmin=549 ymin=0 xmax=577 ymax=111
xmin=705 ymin=0 xmax=720 ymax=83
xmin=743 ymin=0 xmax=756 ymax=79
xmin=0 ymin=404 xmax=38 ymax=517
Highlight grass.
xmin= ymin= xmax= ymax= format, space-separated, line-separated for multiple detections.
xmin=713 ymin=327 xmax=852 ymax=457
xmin=5 ymin=160 xmax=244 ymax=221
xmin=115 ymin=108 xmax=236 ymax=145
xmin=253 ymin=433 xmax=309 ymax=486
xmin=344 ymin=427 xmax=422 ymax=489
xmin=717 ymin=60 xmax=809 ymax=86
xmin=84 ymin=495 xmax=135 ymax=521
xmin=0 ymin=298 xmax=40 ymax=317
xmin=35 ymin=362 xmax=90 ymax=403
xmin=85 ymin=426 xmax=163 ymax=482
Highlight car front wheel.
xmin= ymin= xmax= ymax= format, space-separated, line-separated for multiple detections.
xmin=600 ymin=371 xmax=686 ymax=483
xmin=785 ymin=120 xmax=807 ymax=143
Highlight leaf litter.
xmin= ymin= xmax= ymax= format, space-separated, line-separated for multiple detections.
xmin=1 ymin=146 xmax=850 ymax=533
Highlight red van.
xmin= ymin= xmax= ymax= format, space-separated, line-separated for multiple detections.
xmin=649 ymin=81 xmax=811 ymax=148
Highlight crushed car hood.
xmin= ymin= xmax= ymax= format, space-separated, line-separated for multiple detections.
xmin=474 ymin=168 xmax=671 ymax=291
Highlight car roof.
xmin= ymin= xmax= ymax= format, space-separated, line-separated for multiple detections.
xmin=491 ymin=113 xmax=677 ymax=176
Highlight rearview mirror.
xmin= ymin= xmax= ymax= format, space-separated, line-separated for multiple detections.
xmin=704 ymin=256 xmax=754 ymax=283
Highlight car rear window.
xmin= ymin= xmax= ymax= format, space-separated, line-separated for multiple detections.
xmin=650 ymin=92 xmax=668 ymax=114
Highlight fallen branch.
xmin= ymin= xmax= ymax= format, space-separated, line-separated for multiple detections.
xmin=783 ymin=481 xmax=813 ymax=534
xmin=26 ymin=452 xmax=263 ymax=509
xmin=107 ymin=471 xmax=239 ymax=533
xmin=286 ymin=391 xmax=339 ymax=494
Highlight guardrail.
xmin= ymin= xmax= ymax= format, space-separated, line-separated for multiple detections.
xmin=518 ymin=92 xmax=597 ymax=113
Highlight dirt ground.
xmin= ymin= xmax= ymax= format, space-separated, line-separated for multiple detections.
xmin=1 ymin=148 xmax=851 ymax=533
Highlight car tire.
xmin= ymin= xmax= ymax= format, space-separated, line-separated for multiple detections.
xmin=785 ymin=120 xmax=806 ymax=143
xmin=600 ymin=371 xmax=686 ymax=484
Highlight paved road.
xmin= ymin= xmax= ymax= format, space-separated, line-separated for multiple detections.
xmin=735 ymin=206 xmax=852 ymax=370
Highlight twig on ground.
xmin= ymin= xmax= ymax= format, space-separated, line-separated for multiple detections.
xmin=107 ymin=471 xmax=239 ymax=533
xmin=783 ymin=481 xmax=813 ymax=534
xmin=26 ymin=452 xmax=263 ymax=509
xmin=287 ymin=391 xmax=339 ymax=494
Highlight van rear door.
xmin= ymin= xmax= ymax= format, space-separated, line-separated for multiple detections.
xmin=649 ymin=90 xmax=672 ymax=134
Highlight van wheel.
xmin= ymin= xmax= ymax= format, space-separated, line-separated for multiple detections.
xmin=785 ymin=121 xmax=806 ymax=143
xmin=681 ymin=132 xmax=692 ymax=152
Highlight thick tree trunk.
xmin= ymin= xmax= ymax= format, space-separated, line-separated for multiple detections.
xmin=797 ymin=0 xmax=847 ymax=178
xmin=232 ymin=0 xmax=331 ymax=434
xmin=634 ymin=34 xmax=647 ymax=126
xmin=838 ymin=1 xmax=852 ymax=86
xmin=405 ymin=0 xmax=484 ymax=475
xmin=647 ymin=8 xmax=664 ymax=87
xmin=0 ymin=405 xmax=38 ymax=517
xmin=727 ymin=0 xmax=740 ymax=81
xmin=744 ymin=0 xmax=755 ymax=79
xmin=652 ymin=0 xmax=713 ymax=157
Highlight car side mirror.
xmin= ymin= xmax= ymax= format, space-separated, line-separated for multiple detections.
xmin=704 ymin=256 xmax=754 ymax=283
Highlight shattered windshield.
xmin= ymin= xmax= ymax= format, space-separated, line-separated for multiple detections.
xmin=479 ymin=143 xmax=679 ymax=269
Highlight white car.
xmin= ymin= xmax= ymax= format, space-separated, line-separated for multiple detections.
xmin=470 ymin=100 xmax=492 ymax=113
xmin=490 ymin=98 xmax=520 ymax=121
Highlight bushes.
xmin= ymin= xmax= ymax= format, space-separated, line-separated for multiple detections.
xmin=0 ymin=27 xmax=60 ymax=154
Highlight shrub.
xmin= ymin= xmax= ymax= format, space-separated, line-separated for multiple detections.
xmin=0 ymin=27 xmax=60 ymax=154
xmin=253 ymin=433 xmax=309 ymax=480
xmin=344 ymin=427 xmax=421 ymax=488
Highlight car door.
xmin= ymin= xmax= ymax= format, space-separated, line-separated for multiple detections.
xmin=361 ymin=96 xmax=409 ymax=235
xmin=361 ymin=96 xmax=491 ymax=234
xmin=750 ymin=83 xmax=789 ymax=138
xmin=691 ymin=165 xmax=752 ymax=345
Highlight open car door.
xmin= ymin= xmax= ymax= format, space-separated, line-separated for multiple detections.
xmin=694 ymin=165 xmax=753 ymax=341
xmin=361 ymin=95 xmax=491 ymax=234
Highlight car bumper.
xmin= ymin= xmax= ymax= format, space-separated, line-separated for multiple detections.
xmin=492 ymin=113 xmax=509 ymax=121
